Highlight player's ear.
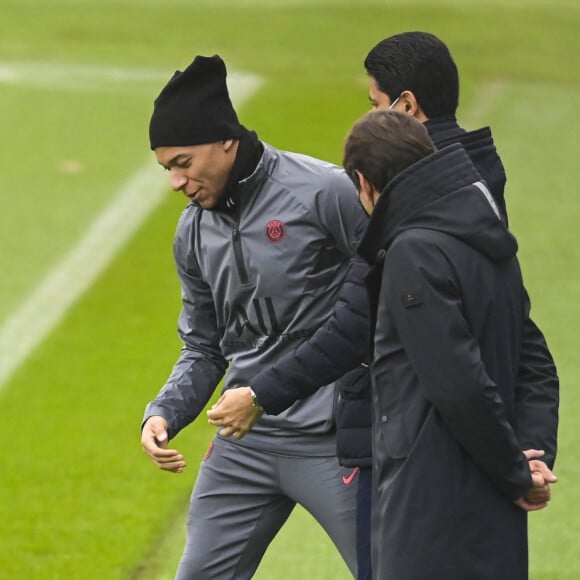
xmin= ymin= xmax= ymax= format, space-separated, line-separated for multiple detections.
xmin=223 ymin=138 xmax=236 ymax=152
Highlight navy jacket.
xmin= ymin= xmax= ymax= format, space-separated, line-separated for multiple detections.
xmin=251 ymin=117 xmax=558 ymax=469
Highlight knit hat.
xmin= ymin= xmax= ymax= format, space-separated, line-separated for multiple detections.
xmin=149 ymin=54 xmax=243 ymax=150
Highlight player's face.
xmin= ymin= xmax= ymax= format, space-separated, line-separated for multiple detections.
xmin=155 ymin=140 xmax=238 ymax=209
xmin=368 ymin=76 xmax=397 ymax=110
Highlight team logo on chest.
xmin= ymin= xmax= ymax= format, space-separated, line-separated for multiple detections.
xmin=265 ymin=219 xmax=285 ymax=243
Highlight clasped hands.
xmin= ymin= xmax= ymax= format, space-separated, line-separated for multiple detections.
xmin=515 ymin=449 xmax=558 ymax=512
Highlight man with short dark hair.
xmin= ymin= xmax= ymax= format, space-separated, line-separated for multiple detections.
xmin=140 ymin=54 xmax=366 ymax=579
xmin=344 ymin=108 xmax=557 ymax=579
xmin=364 ymin=31 xmax=509 ymax=219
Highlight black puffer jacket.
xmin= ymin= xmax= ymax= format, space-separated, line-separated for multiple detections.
xmin=251 ymin=117 xmax=558 ymax=469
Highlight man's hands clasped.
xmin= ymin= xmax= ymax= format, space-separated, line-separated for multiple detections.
xmin=514 ymin=449 xmax=558 ymax=512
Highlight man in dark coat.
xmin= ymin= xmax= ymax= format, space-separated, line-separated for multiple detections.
xmin=345 ymin=108 xmax=557 ymax=580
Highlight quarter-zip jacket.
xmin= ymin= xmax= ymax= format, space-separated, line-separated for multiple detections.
xmin=144 ymin=143 xmax=368 ymax=455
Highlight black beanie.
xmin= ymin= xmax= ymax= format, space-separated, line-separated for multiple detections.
xmin=149 ymin=54 xmax=243 ymax=150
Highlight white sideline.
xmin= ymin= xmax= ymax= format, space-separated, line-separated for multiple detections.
xmin=0 ymin=66 xmax=262 ymax=391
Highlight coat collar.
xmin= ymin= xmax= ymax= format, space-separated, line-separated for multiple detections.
xmin=358 ymin=144 xmax=481 ymax=264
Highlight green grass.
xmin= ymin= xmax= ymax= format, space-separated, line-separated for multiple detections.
xmin=0 ymin=1 xmax=578 ymax=578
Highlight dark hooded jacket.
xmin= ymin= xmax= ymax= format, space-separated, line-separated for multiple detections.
xmin=359 ymin=143 xmax=531 ymax=579
xmin=250 ymin=118 xmax=558 ymax=470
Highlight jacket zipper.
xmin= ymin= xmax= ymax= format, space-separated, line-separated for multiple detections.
xmin=232 ymin=227 xmax=250 ymax=285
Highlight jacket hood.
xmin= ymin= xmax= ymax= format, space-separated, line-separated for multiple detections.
xmin=425 ymin=117 xmax=508 ymax=222
xmin=358 ymin=143 xmax=518 ymax=264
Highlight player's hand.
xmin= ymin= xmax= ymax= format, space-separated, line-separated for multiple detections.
xmin=514 ymin=449 xmax=558 ymax=511
xmin=141 ymin=415 xmax=186 ymax=473
xmin=207 ymin=387 xmax=262 ymax=439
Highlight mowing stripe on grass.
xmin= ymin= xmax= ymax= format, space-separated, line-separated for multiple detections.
xmin=31 ymin=0 xmax=579 ymax=7
xmin=0 ymin=65 xmax=262 ymax=391
xmin=461 ymin=80 xmax=507 ymax=129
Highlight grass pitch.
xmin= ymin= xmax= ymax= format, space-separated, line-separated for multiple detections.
xmin=0 ymin=1 xmax=578 ymax=578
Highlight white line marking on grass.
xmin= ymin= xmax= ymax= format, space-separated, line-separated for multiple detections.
xmin=0 ymin=70 xmax=262 ymax=391
xmin=0 ymin=61 xmax=168 ymax=93
xmin=0 ymin=163 xmax=166 ymax=388
xmin=0 ymin=61 xmax=261 ymax=97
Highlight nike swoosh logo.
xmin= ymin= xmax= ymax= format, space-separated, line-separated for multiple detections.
xmin=342 ymin=467 xmax=360 ymax=485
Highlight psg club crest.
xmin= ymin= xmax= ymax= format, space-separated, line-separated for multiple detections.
xmin=265 ymin=219 xmax=285 ymax=243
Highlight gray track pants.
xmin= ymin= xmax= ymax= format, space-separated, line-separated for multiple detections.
xmin=174 ymin=436 xmax=358 ymax=579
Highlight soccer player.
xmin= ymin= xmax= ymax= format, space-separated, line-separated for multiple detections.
xmin=140 ymin=54 xmax=365 ymax=579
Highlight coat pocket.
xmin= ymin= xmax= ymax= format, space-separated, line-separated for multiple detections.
xmin=373 ymin=363 xmax=432 ymax=460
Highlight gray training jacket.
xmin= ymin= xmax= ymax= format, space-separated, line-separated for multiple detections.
xmin=144 ymin=143 xmax=368 ymax=455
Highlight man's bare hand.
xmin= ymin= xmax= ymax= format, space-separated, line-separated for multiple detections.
xmin=141 ymin=415 xmax=186 ymax=473
xmin=207 ymin=387 xmax=262 ymax=439
xmin=514 ymin=449 xmax=558 ymax=511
